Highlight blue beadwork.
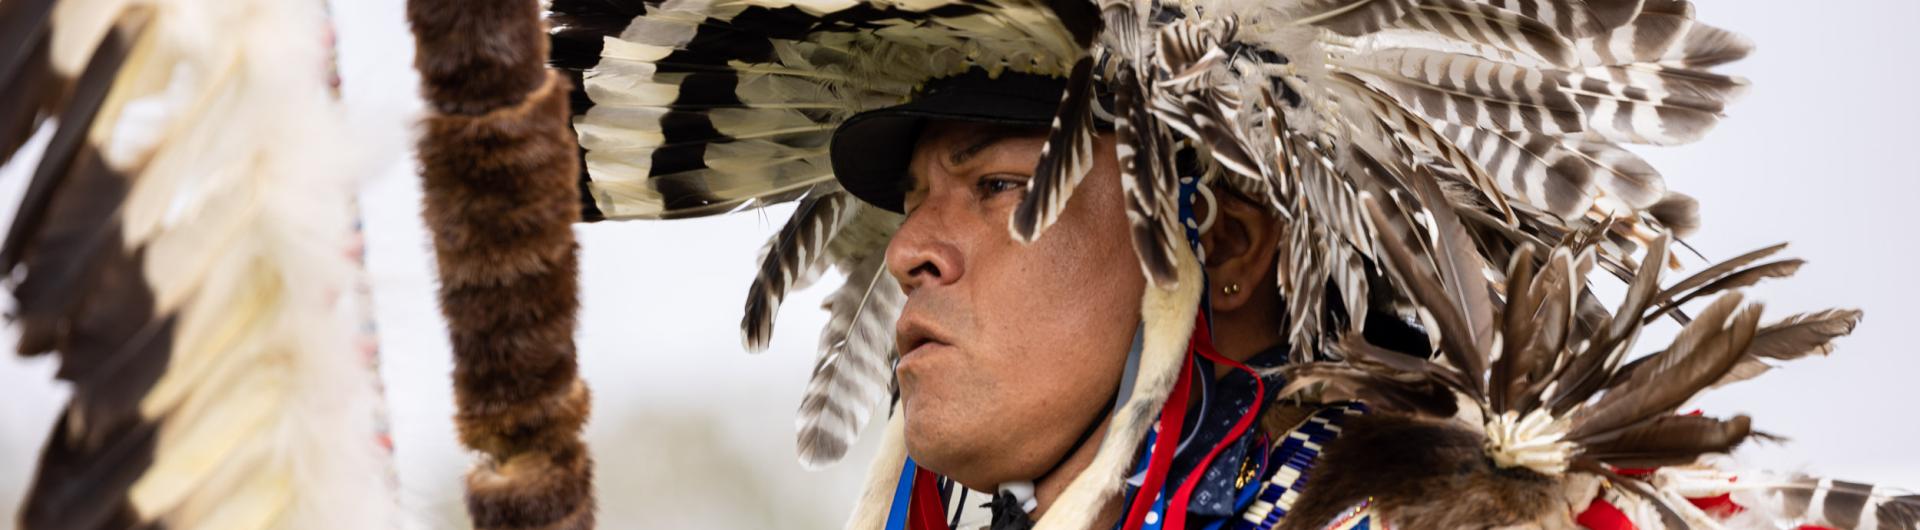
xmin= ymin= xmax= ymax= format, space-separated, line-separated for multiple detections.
xmin=1229 ymin=403 xmax=1368 ymax=530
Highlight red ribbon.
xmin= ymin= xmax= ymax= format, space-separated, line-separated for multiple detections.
xmin=1120 ymin=338 xmax=1198 ymax=530
xmin=1163 ymin=312 xmax=1265 ymax=530
xmin=909 ymin=467 xmax=951 ymax=530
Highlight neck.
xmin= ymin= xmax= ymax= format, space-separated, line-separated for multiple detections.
xmin=1210 ymin=303 xmax=1286 ymax=374
xmin=1028 ymin=414 xmax=1120 ymax=526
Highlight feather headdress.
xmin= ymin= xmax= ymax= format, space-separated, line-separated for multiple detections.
xmin=1261 ymin=216 xmax=1898 ymax=528
xmin=546 ymin=0 xmax=1762 ymax=527
xmin=0 ymin=0 xmax=398 ymax=528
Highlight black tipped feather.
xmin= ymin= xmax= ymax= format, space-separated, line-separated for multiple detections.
xmin=1012 ymin=57 xmax=1098 ymax=244
xmin=1114 ymin=67 xmax=1180 ymax=287
xmin=742 ymin=191 xmax=857 ymax=352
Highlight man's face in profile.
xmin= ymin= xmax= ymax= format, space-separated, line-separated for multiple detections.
xmin=886 ymin=121 xmax=1146 ymax=490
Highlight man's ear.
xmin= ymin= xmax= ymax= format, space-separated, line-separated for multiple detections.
xmin=1199 ymin=190 xmax=1284 ymax=311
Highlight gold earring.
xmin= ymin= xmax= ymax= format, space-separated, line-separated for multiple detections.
xmin=1222 ymin=283 xmax=1241 ymax=295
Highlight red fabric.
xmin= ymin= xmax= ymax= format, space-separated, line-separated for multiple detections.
xmin=1577 ymin=497 xmax=1636 ymax=530
xmin=1120 ymin=339 xmax=1198 ymax=530
xmin=1687 ymin=492 xmax=1744 ymax=518
xmin=1572 ymin=483 xmax=1834 ymax=530
xmin=909 ymin=468 xmax=950 ymax=530
xmin=1164 ymin=313 xmax=1265 ymax=530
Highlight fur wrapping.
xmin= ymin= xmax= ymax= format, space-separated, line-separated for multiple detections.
xmin=409 ymin=0 xmax=595 ymax=526
xmin=408 ymin=0 xmax=552 ymax=116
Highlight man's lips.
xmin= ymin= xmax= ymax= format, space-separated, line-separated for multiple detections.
xmin=895 ymin=315 xmax=954 ymax=362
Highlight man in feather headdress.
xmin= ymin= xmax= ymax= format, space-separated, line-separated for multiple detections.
xmin=531 ymin=0 xmax=1920 ymax=528
xmin=829 ymin=70 xmax=1322 ymax=529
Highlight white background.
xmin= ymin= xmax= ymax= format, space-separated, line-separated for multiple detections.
xmin=3 ymin=1 xmax=1918 ymax=528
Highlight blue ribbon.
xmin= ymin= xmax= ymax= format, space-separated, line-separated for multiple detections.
xmin=885 ymin=457 xmax=919 ymax=530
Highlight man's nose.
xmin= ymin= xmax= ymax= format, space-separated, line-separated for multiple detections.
xmin=885 ymin=206 xmax=964 ymax=295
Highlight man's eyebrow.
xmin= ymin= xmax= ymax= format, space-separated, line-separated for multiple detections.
xmin=947 ymin=134 xmax=1009 ymax=167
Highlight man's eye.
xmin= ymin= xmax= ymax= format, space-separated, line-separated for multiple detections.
xmin=977 ymin=175 xmax=1028 ymax=196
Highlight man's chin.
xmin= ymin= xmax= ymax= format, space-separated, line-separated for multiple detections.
xmin=902 ymin=408 xmax=1052 ymax=491
xmin=902 ymin=408 xmax=986 ymax=484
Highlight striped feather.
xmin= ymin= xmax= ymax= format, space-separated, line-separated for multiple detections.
xmin=1474 ymin=0 xmax=1609 ymax=37
xmin=743 ymin=191 xmax=859 ymax=353
xmin=1440 ymin=125 xmax=1666 ymax=219
xmin=1012 ymin=56 xmax=1098 ymax=243
xmin=1572 ymin=0 xmax=1694 ymax=67
xmin=1685 ymin=475 xmax=1920 ymax=530
xmin=1660 ymin=22 xmax=1752 ymax=68
xmin=1395 ymin=0 xmax=1578 ymax=66
xmin=1569 ymin=61 xmax=1749 ymax=114
xmin=1563 ymin=76 xmax=1735 ymax=146
xmin=1148 ymin=90 xmax=1264 ymax=186
xmin=1286 ymin=0 xmax=1418 ymax=36
xmin=1333 ymin=72 xmax=1519 ymax=222
xmin=1357 ymin=55 xmax=1588 ymax=137
xmin=796 ymin=246 xmax=904 ymax=469
xmin=1352 ymin=42 xmax=1733 ymax=146
xmin=554 ymin=0 xmax=1080 ymax=220
xmin=1114 ymin=68 xmax=1182 ymax=287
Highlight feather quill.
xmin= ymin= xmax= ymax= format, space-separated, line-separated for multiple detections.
xmin=1649 ymin=243 xmax=1786 ymax=307
xmin=1581 ymin=414 xmax=1750 ymax=468
xmin=1362 ymin=192 xmax=1487 ymax=396
xmin=1644 ymin=259 xmax=1803 ymax=322
xmin=1405 ymin=165 xmax=1498 ymax=358
xmin=1491 ymin=244 xmax=1539 ymax=412
xmin=1572 ymin=293 xmax=1757 ymax=442
xmin=1543 ymin=231 xmax=1669 ymax=414
xmin=1617 ymin=309 xmax=1862 ymax=390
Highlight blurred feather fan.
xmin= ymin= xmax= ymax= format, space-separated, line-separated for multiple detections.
xmin=0 ymin=0 xmax=396 ymax=529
